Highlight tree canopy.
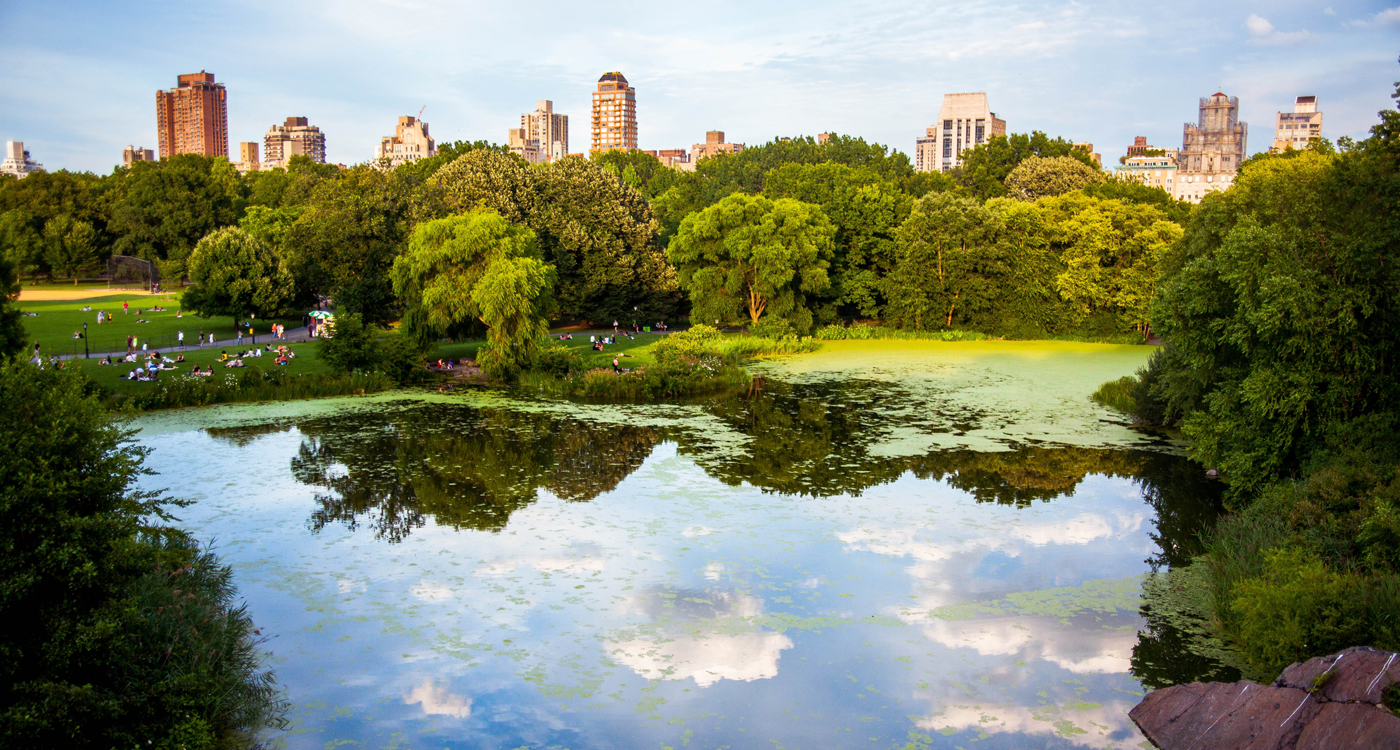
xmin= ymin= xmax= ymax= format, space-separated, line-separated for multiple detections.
xmin=955 ymin=132 xmax=1100 ymax=200
xmin=668 ymin=194 xmax=834 ymax=332
xmin=1005 ymin=155 xmax=1107 ymax=201
xmin=182 ymin=226 xmax=295 ymax=319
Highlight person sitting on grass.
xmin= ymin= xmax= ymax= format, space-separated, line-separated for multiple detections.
xmin=174 ymin=354 xmax=184 ymax=363
xmin=71 ymin=330 xmax=81 ymax=339
xmin=275 ymin=353 xmax=290 ymax=366
xmin=223 ymin=358 xmax=244 ymax=368
xmin=80 ymin=305 xmax=91 ymax=312
xmin=219 ymin=350 xmax=229 ymax=362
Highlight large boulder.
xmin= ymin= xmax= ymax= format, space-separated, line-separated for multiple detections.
xmin=1129 ymin=646 xmax=1400 ymax=749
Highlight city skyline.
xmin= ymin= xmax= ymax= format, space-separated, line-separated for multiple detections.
xmin=1 ymin=0 xmax=1397 ymax=173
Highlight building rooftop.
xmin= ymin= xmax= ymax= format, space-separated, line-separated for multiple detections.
xmin=598 ymin=72 xmax=629 ymax=85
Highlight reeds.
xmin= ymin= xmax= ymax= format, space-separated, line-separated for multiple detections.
xmin=123 ymin=367 xmax=394 ymax=410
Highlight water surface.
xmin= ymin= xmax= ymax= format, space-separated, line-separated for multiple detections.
xmin=135 ymin=341 xmax=1228 ymax=749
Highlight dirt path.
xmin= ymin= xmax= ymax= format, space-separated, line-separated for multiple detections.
xmin=19 ymin=287 xmax=170 ymax=302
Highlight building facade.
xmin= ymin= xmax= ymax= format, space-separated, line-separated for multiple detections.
xmin=122 ymin=145 xmax=155 ymax=167
xmin=1175 ymin=92 xmax=1248 ymax=203
xmin=1074 ymin=142 xmax=1102 ymax=167
xmin=155 ymin=71 xmax=228 ymax=159
xmin=1114 ymin=152 xmax=1179 ymax=192
xmin=264 ymin=117 xmax=327 ymax=166
xmin=591 ymin=72 xmax=637 ymax=153
xmin=375 ymin=116 xmax=435 ymax=168
xmin=915 ymin=93 xmax=1006 ymax=172
xmin=520 ymin=100 xmax=568 ymax=163
xmin=692 ymin=131 xmax=742 ymax=163
xmin=1 ymin=141 xmax=42 ymax=178
xmin=507 ymin=128 xmax=541 ymax=164
xmin=1271 ymin=96 xmax=1322 ymax=152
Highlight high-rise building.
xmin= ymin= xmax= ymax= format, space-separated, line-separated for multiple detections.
xmin=691 ymin=131 xmax=743 ymax=163
xmin=234 ymin=142 xmax=260 ymax=175
xmin=1 ymin=141 xmax=42 ymax=178
xmin=591 ymin=72 xmax=637 ymax=153
xmin=1271 ymin=96 xmax=1322 ymax=152
xmin=122 ymin=145 xmax=155 ymax=167
xmin=375 ymin=116 xmax=435 ymax=168
xmin=264 ymin=117 xmax=327 ymax=166
xmin=915 ymin=93 xmax=1006 ymax=172
xmin=155 ymin=71 xmax=228 ymax=159
xmin=1175 ymin=92 xmax=1248 ymax=203
xmin=520 ymin=100 xmax=568 ymax=163
xmin=507 ymin=128 xmax=541 ymax=164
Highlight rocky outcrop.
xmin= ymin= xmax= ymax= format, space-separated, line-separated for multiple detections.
xmin=1129 ymin=646 xmax=1400 ymax=749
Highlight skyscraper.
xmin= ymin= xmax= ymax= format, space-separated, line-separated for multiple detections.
xmin=155 ymin=71 xmax=228 ymax=159
xmin=264 ymin=117 xmax=327 ymax=166
xmin=375 ymin=116 xmax=435 ymax=168
xmin=522 ymin=100 xmax=568 ymax=163
xmin=1271 ymin=96 xmax=1322 ymax=153
xmin=1175 ymin=92 xmax=1248 ymax=203
xmin=122 ymin=145 xmax=155 ymax=167
xmin=914 ymin=93 xmax=1006 ymax=172
xmin=1 ymin=142 xmax=42 ymax=178
xmin=591 ymin=72 xmax=636 ymax=153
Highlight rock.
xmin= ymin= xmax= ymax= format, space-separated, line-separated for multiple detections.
xmin=1130 ymin=647 xmax=1400 ymax=749
xmin=1206 ymin=469 xmax=1219 ymax=478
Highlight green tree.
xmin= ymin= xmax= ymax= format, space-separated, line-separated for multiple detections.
xmin=42 ymin=215 xmax=101 ymax=282
xmin=668 ymin=194 xmax=834 ymax=332
xmin=431 ymin=148 xmax=534 ymax=222
xmin=106 ymin=155 xmax=241 ymax=278
xmin=0 ymin=209 xmax=45 ymax=279
xmin=0 ymin=254 xmax=24 ymax=358
xmin=883 ymin=193 xmax=1004 ymax=330
xmin=1082 ymin=177 xmax=1194 ymax=224
xmin=0 ymin=360 xmax=286 ymax=747
xmin=283 ymin=166 xmax=417 ymax=325
xmin=391 ymin=211 xmax=556 ymax=378
xmin=955 ymin=132 xmax=1098 ymax=200
xmin=1005 ymin=155 xmax=1106 ymax=200
xmin=181 ymin=226 xmax=294 ymax=319
xmin=762 ymin=163 xmax=913 ymax=319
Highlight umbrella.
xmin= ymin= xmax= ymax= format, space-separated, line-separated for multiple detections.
xmin=307 ymin=310 xmax=335 ymax=319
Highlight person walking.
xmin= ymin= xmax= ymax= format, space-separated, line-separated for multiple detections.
xmin=197 ymin=329 xmax=204 ymax=348
xmin=122 ymin=300 xmax=129 ymax=315
xmin=613 ymin=320 xmax=619 ymax=333
xmin=126 ymin=335 xmax=133 ymax=355
xmin=208 ymin=332 xmax=214 ymax=346
xmin=96 ymin=310 xmax=103 ymax=325
xmin=178 ymin=330 xmax=184 ymax=349
xmin=237 ymin=327 xmax=244 ymax=346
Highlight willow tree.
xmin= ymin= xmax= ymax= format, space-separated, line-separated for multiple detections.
xmin=390 ymin=210 xmax=555 ymax=378
xmin=667 ymin=194 xmax=834 ymax=333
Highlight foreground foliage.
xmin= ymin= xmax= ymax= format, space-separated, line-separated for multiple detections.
xmin=0 ymin=359 xmax=286 ymax=747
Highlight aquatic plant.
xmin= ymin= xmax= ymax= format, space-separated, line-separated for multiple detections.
xmin=813 ymin=324 xmax=988 ymax=342
xmin=1091 ymin=376 xmax=1138 ymax=416
xmin=124 ymin=366 xmax=393 ymax=410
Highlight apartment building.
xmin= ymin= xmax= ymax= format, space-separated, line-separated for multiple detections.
xmin=692 ymin=131 xmax=742 ymax=163
xmin=507 ymin=128 xmax=541 ymax=164
xmin=155 ymin=71 xmax=228 ymax=159
xmin=644 ymin=149 xmax=692 ymax=170
xmin=520 ymin=100 xmax=568 ymax=163
xmin=264 ymin=117 xmax=327 ymax=166
xmin=234 ymin=142 xmax=260 ymax=174
xmin=591 ymin=72 xmax=637 ymax=153
xmin=1175 ymin=92 xmax=1247 ymax=203
xmin=914 ymin=93 xmax=1006 ymax=172
xmin=375 ymin=115 xmax=435 ymax=167
xmin=122 ymin=145 xmax=155 ymax=167
xmin=1 ymin=141 xmax=42 ymax=178
xmin=1271 ymin=96 xmax=1323 ymax=152
xmin=1114 ymin=152 xmax=1179 ymax=191
xmin=1074 ymin=143 xmax=1102 ymax=167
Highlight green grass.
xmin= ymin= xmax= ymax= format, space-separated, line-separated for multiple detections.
xmin=61 ymin=341 xmax=330 ymax=397
xmin=1091 ymin=375 xmax=1140 ymax=416
xmin=18 ymin=292 xmax=306 ymax=359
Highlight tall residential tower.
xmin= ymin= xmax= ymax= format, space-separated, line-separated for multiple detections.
xmin=155 ymin=71 xmax=228 ymax=159
xmin=1175 ymin=92 xmax=1247 ymax=203
xmin=591 ymin=72 xmax=637 ymax=153
xmin=1272 ymin=96 xmax=1322 ymax=152
xmin=375 ymin=116 xmax=435 ymax=168
xmin=914 ymin=93 xmax=1006 ymax=172
xmin=264 ymin=117 xmax=327 ymax=166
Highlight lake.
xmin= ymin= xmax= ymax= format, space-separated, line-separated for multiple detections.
xmin=132 ymin=341 xmax=1231 ymax=749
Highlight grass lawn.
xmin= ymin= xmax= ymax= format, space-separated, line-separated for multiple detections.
xmin=432 ymin=331 xmax=666 ymax=371
xmin=18 ymin=291 xmax=307 ymax=359
xmin=63 ymin=341 xmax=330 ymax=397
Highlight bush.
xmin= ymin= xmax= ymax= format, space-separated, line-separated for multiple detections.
xmin=126 ymin=367 xmax=393 ymax=410
xmin=812 ymin=324 xmax=989 ymax=342
xmin=530 ymin=340 xmax=582 ymax=378
xmin=748 ymin=318 xmax=797 ymax=340
xmin=319 ymin=313 xmax=427 ymax=385
xmin=0 ymin=359 xmax=286 ymax=746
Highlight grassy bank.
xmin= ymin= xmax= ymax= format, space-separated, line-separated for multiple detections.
xmin=121 ymin=367 xmax=394 ymax=410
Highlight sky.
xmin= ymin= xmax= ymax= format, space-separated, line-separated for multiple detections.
xmin=1 ymin=0 xmax=1397 ymax=174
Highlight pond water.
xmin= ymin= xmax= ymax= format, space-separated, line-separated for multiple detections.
xmin=133 ymin=341 xmax=1232 ymax=749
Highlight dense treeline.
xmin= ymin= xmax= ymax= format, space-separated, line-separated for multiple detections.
xmin=1115 ymin=72 xmax=1400 ymax=680
xmin=0 ymin=126 xmax=1193 ymax=361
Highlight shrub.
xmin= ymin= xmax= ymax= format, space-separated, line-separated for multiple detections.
xmin=1091 ymin=376 xmax=1138 ymax=416
xmin=812 ymin=324 xmax=989 ymax=342
xmin=531 ymin=340 xmax=582 ymax=378
xmin=126 ymin=367 xmax=393 ymax=410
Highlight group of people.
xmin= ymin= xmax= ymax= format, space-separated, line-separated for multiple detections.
xmin=115 ymin=351 xmax=186 ymax=381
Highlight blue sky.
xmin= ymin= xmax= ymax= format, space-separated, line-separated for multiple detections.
xmin=1 ymin=0 xmax=1397 ymax=173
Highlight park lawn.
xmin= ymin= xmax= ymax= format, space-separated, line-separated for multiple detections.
xmin=18 ymin=292 xmax=306 ymax=359
xmin=66 ymin=341 xmax=330 ymax=396
xmin=432 ymin=331 xmax=666 ymax=371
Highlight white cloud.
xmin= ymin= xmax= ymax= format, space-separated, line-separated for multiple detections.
xmin=610 ymin=629 xmax=795 ymax=688
xmin=1324 ymin=7 xmax=1336 ymax=16
xmin=1245 ymin=14 xmax=1274 ymax=35
xmin=917 ymin=700 xmax=1142 ymax=749
xmin=411 ymin=580 xmax=454 ymax=601
xmin=1372 ymin=6 xmax=1400 ymax=25
xmin=403 ymin=679 xmax=472 ymax=718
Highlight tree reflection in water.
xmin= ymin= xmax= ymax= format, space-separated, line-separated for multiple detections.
xmin=217 ymin=380 xmax=1233 ymax=690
